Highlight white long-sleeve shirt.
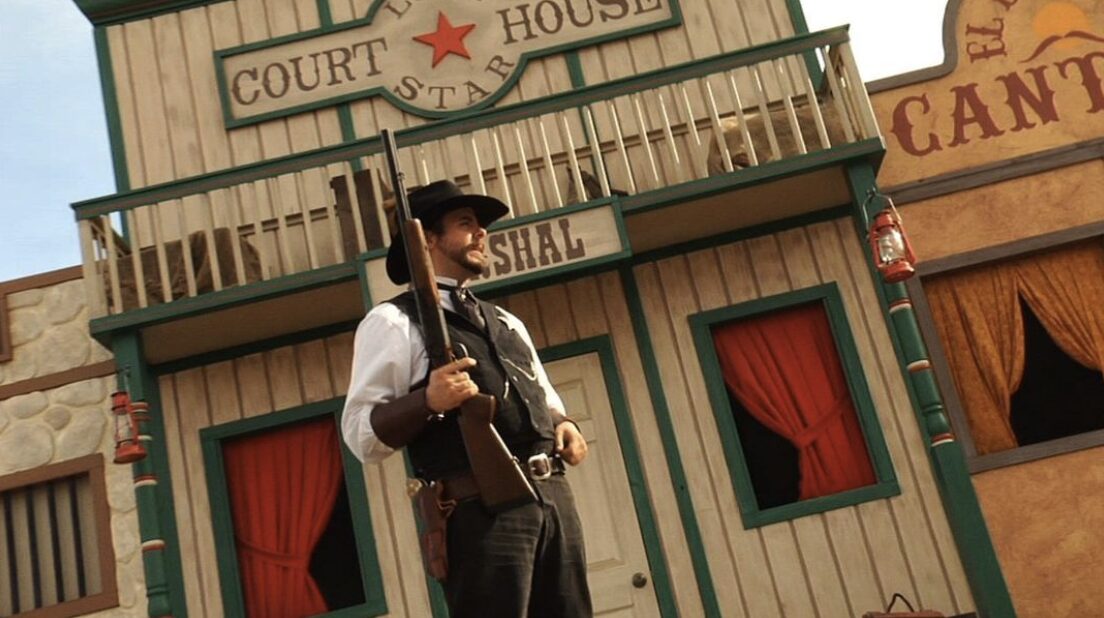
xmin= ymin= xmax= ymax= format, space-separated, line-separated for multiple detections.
xmin=341 ymin=278 xmax=567 ymax=464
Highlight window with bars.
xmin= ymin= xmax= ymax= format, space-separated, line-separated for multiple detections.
xmin=0 ymin=454 xmax=117 ymax=618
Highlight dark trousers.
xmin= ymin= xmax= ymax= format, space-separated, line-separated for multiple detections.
xmin=443 ymin=475 xmax=592 ymax=618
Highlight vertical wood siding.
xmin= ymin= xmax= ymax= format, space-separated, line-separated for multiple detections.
xmin=629 ymin=218 xmax=977 ymax=617
xmin=160 ymin=331 xmax=440 ymax=617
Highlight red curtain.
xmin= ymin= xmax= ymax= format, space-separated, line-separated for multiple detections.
xmin=712 ymin=302 xmax=876 ymax=501
xmin=223 ymin=418 xmax=344 ymax=617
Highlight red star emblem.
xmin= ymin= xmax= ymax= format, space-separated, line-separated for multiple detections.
xmin=412 ymin=12 xmax=476 ymax=68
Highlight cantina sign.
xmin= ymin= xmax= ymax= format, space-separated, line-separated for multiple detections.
xmin=215 ymin=0 xmax=680 ymax=126
xmin=885 ymin=0 xmax=1104 ymax=167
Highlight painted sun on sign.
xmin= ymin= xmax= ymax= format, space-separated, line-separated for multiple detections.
xmin=215 ymin=0 xmax=681 ymax=127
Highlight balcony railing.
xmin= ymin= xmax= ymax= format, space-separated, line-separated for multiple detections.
xmin=74 ymin=27 xmax=878 ymax=320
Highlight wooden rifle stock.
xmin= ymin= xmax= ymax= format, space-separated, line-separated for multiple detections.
xmin=381 ymin=130 xmax=536 ymax=512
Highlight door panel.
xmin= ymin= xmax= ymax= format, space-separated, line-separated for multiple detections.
xmin=546 ymin=352 xmax=660 ymax=618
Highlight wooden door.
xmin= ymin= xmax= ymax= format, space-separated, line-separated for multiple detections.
xmin=545 ymin=352 xmax=661 ymax=618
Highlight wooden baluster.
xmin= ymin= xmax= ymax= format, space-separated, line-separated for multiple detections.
xmin=293 ymin=172 xmax=320 ymax=269
xmin=467 ymin=133 xmax=487 ymax=195
xmin=173 ymin=197 xmax=198 ymax=298
xmin=78 ymin=220 xmax=108 ymax=317
xmin=750 ymin=62 xmax=782 ymax=160
xmin=677 ymin=82 xmax=708 ymax=179
xmin=490 ymin=127 xmax=513 ymax=215
xmin=838 ymin=42 xmax=880 ymax=139
xmin=820 ymin=46 xmax=856 ymax=143
xmin=267 ymin=176 xmax=295 ymax=276
xmin=725 ymin=69 xmax=759 ymax=167
xmin=211 ymin=188 xmax=247 ymax=286
xmin=512 ymin=122 xmax=539 ymax=215
xmin=656 ymin=90 xmax=683 ymax=184
xmin=537 ymin=114 xmax=564 ymax=208
xmin=195 ymin=194 xmax=223 ymax=292
xmin=704 ymin=78 xmax=736 ymax=174
xmin=582 ymin=105 xmax=610 ymax=197
xmin=605 ymin=98 xmax=637 ymax=194
xmin=631 ymin=93 xmax=661 ymax=189
xmin=150 ymin=202 xmax=173 ymax=303
xmin=774 ymin=58 xmax=806 ymax=156
xmin=125 ymin=208 xmax=149 ymax=307
xmin=558 ymin=111 xmax=586 ymax=204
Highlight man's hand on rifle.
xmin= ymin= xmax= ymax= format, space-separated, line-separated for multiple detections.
xmin=555 ymin=420 xmax=588 ymax=466
xmin=427 ymin=357 xmax=480 ymax=414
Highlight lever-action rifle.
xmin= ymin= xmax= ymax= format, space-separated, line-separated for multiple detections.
xmin=381 ymin=129 xmax=537 ymax=513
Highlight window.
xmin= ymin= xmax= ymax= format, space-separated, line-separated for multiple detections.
xmin=202 ymin=400 xmax=386 ymax=618
xmin=691 ymin=283 xmax=898 ymax=528
xmin=0 ymin=455 xmax=118 ymax=617
xmin=922 ymin=238 xmax=1104 ymax=465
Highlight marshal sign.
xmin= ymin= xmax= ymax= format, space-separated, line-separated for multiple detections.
xmin=362 ymin=200 xmax=628 ymax=304
xmin=216 ymin=0 xmax=681 ymax=126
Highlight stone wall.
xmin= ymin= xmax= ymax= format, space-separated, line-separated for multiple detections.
xmin=0 ymin=274 xmax=148 ymax=616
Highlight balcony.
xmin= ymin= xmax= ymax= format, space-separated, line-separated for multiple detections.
xmin=73 ymin=27 xmax=882 ymax=362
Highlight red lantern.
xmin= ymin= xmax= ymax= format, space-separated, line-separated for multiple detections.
xmin=867 ymin=195 xmax=917 ymax=283
xmin=112 ymin=390 xmax=147 ymax=464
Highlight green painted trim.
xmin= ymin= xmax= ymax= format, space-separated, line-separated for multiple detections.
xmin=355 ymin=255 xmax=374 ymax=311
xmin=200 ymin=398 xmax=388 ymax=617
xmin=93 ymin=26 xmax=129 ymax=193
xmin=214 ymin=1 xmax=684 ymax=125
xmin=75 ymin=0 xmax=214 ymax=25
xmin=781 ymin=0 xmax=825 ymax=90
xmin=72 ymin=26 xmax=854 ymax=219
xmin=619 ymin=268 xmax=721 ymax=617
xmin=565 ymin=52 xmax=586 ymax=88
xmin=88 ymin=262 xmax=357 ymax=336
xmin=315 ymin=0 xmax=333 ymax=28
xmin=113 ymin=332 xmax=189 ymax=618
xmin=784 ymin=0 xmax=811 ymax=34
xmin=152 ymin=319 xmax=360 ymax=375
xmin=688 ymin=283 xmax=900 ymax=529
xmin=540 ymin=336 xmax=678 ymax=618
xmin=843 ymin=162 xmax=1015 ymax=617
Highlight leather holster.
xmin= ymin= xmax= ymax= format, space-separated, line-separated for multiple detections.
xmin=370 ymin=388 xmax=432 ymax=448
xmin=415 ymin=482 xmax=455 ymax=581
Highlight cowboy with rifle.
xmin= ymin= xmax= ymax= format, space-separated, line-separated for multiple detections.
xmin=341 ymin=130 xmax=592 ymax=617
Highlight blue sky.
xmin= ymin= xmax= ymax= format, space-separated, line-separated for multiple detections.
xmin=0 ymin=0 xmax=945 ymax=283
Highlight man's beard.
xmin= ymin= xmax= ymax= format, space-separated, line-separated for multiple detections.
xmin=447 ymin=242 xmax=486 ymax=276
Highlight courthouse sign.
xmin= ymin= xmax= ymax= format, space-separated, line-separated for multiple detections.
xmin=215 ymin=0 xmax=681 ymax=126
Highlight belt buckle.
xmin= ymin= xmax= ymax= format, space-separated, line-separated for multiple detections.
xmin=527 ymin=453 xmax=553 ymax=481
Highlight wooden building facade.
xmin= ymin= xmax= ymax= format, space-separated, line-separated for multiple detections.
xmin=5 ymin=0 xmax=1073 ymax=616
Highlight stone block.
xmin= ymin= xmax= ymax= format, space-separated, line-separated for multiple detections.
xmin=0 ymin=423 xmax=53 ymax=473
xmin=9 ymin=308 xmax=45 ymax=346
xmin=6 ymin=288 xmax=43 ymax=309
xmin=44 ymin=281 xmax=85 ymax=324
xmin=1 ymin=391 xmax=48 ymax=419
xmin=57 ymin=409 xmax=108 ymax=459
xmin=37 ymin=325 xmax=91 ymax=374
xmin=44 ymin=405 xmax=72 ymax=430
xmin=52 ymin=378 xmax=107 ymax=407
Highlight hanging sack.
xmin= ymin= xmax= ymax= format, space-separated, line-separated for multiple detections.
xmin=863 ymin=593 xmax=946 ymax=618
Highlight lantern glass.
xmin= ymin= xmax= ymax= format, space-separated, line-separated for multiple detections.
xmin=115 ymin=410 xmax=136 ymax=443
xmin=877 ymin=228 xmax=906 ymax=263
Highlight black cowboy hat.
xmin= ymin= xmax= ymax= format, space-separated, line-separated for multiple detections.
xmin=385 ymin=180 xmax=509 ymax=284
